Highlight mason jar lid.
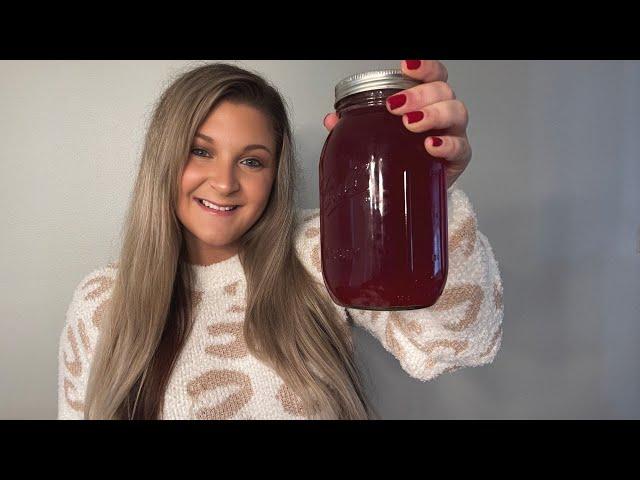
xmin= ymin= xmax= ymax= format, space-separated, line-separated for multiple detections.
xmin=334 ymin=69 xmax=422 ymax=106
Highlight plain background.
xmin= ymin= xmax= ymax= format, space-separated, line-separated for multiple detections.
xmin=1 ymin=60 xmax=638 ymax=419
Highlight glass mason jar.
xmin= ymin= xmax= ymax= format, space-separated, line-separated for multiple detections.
xmin=319 ymin=69 xmax=449 ymax=310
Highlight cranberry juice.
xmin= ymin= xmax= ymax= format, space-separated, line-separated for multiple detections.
xmin=319 ymin=89 xmax=448 ymax=310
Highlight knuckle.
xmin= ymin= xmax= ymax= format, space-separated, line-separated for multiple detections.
xmin=413 ymin=84 xmax=430 ymax=106
xmin=456 ymin=100 xmax=469 ymax=125
xmin=426 ymin=60 xmax=447 ymax=82
xmin=427 ymin=105 xmax=440 ymax=124
xmin=438 ymin=81 xmax=455 ymax=100
xmin=462 ymin=138 xmax=472 ymax=160
xmin=451 ymin=137 xmax=462 ymax=156
xmin=439 ymin=61 xmax=449 ymax=82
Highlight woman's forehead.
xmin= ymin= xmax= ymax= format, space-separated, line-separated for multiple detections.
xmin=198 ymin=101 xmax=275 ymax=146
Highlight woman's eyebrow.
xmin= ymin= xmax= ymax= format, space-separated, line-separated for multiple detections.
xmin=195 ymin=132 xmax=272 ymax=155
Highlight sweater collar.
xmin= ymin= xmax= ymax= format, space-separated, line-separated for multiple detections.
xmin=187 ymin=252 xmax=243 ymax=293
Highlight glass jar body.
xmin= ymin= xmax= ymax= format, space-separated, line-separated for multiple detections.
xmin=318 ymin=88 xmax=448 ymax=310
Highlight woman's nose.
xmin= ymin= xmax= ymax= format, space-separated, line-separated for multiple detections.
xmin=209 ymin=163 xmax=240 ymax=194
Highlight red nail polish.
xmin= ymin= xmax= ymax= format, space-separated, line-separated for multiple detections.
xmin=406 ymin=111 xmax=424 ymax=124
xmin=405 ymin=60 xmax=421 ymax=70
xmin=431 ymin=137 xmax=443 ymax=147
xmin=387 ymin=93 xmax=406 ymax=110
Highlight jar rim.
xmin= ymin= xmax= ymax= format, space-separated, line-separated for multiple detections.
xmin=334 ymin=69 xmax=422 ymax=105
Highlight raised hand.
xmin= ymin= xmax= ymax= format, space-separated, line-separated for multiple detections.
xmin=323 ymin=60 xmax=472 ymax=189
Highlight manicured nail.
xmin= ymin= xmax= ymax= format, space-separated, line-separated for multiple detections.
xmin=387 ymin=93 xmax=406 ymax=110
xmin=406 ymin=111 xmax=424 ymax=124
xmin=431 ymin=137 xmax=443 ymax=147
xmin=405 ymin=60 xmax=421 ymax=70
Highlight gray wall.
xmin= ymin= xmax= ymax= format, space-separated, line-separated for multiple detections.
xmin=1 ymin=60 xmax=638 ymax=419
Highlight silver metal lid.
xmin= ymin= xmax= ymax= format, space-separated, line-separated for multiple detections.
xmin=334 ymin=69 xmax=421 ymax=105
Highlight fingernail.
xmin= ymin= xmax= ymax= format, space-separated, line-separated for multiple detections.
xmin=406 ymin=111 xmax=424 ymax=124
xmin=387 ymin=93 xmax=406 ymax=110
xmin=405 ymin=60 xmax=421 ymax=70
xmin=431 ymin=137 xmax=443 ymax=147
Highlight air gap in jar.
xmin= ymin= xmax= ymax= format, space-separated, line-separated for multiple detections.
xmin=318 ymin=69 xmax=449 ymax=310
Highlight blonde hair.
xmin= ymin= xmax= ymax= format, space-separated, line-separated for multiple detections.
xmin=83 ymin=62 xmax=378 ymax=420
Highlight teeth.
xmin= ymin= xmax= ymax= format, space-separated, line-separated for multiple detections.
xmin=201 ymin=199 xmax=236 ymax=211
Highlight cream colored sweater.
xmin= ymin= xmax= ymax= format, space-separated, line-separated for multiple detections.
xmin=58 ymin=186 xmax=504 ymax=420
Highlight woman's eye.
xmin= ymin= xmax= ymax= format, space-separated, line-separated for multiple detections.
xmin=242 ymin=158 xmax=263 ymax=169
xmin=191 ymin=148 xmax=263 ymax=169
xmin=191 ymin=148 xmax=209 ymax=157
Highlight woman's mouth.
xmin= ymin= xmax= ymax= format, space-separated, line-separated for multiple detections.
xmin=194 ymin=197 xmax=241 ymax=216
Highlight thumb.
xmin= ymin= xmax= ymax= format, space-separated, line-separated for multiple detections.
xmin=323 ymin=112 xmax=339 ymax=131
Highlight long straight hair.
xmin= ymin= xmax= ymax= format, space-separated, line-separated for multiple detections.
xmin=83 ymin=62 xmax=378 ymax=419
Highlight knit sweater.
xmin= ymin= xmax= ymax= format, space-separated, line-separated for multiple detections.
xmin=58 ymin=185 xmax=504 ymax=420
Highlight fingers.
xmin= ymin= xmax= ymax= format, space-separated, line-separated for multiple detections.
xmin=425 ymin=135 xmax=472 ymax=168
xmin=401 ymin=99 xmax=469 ymax=135
xmin=323 ymin=112 xmax=339 ymax=131
xmin=401 ymin=60 xmax=448 ymax=83
xmin=386 ymin=81 xmax=456 ymax=114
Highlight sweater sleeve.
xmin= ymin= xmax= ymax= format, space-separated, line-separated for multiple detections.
xmin=294 ymin=185 xmax=504 ymax=382
xmin=57 ymin=264 xmax=116 ymax=419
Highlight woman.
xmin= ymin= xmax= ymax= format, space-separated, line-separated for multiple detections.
xmin=58 ymin=60 xmax=503 ymax=420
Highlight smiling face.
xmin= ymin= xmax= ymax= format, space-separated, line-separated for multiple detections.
xmin=177 ymin=100 xmax=277 ymax=265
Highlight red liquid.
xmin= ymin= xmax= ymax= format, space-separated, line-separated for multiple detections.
xmin=319 ymin=89 xmax=448 ymax=310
